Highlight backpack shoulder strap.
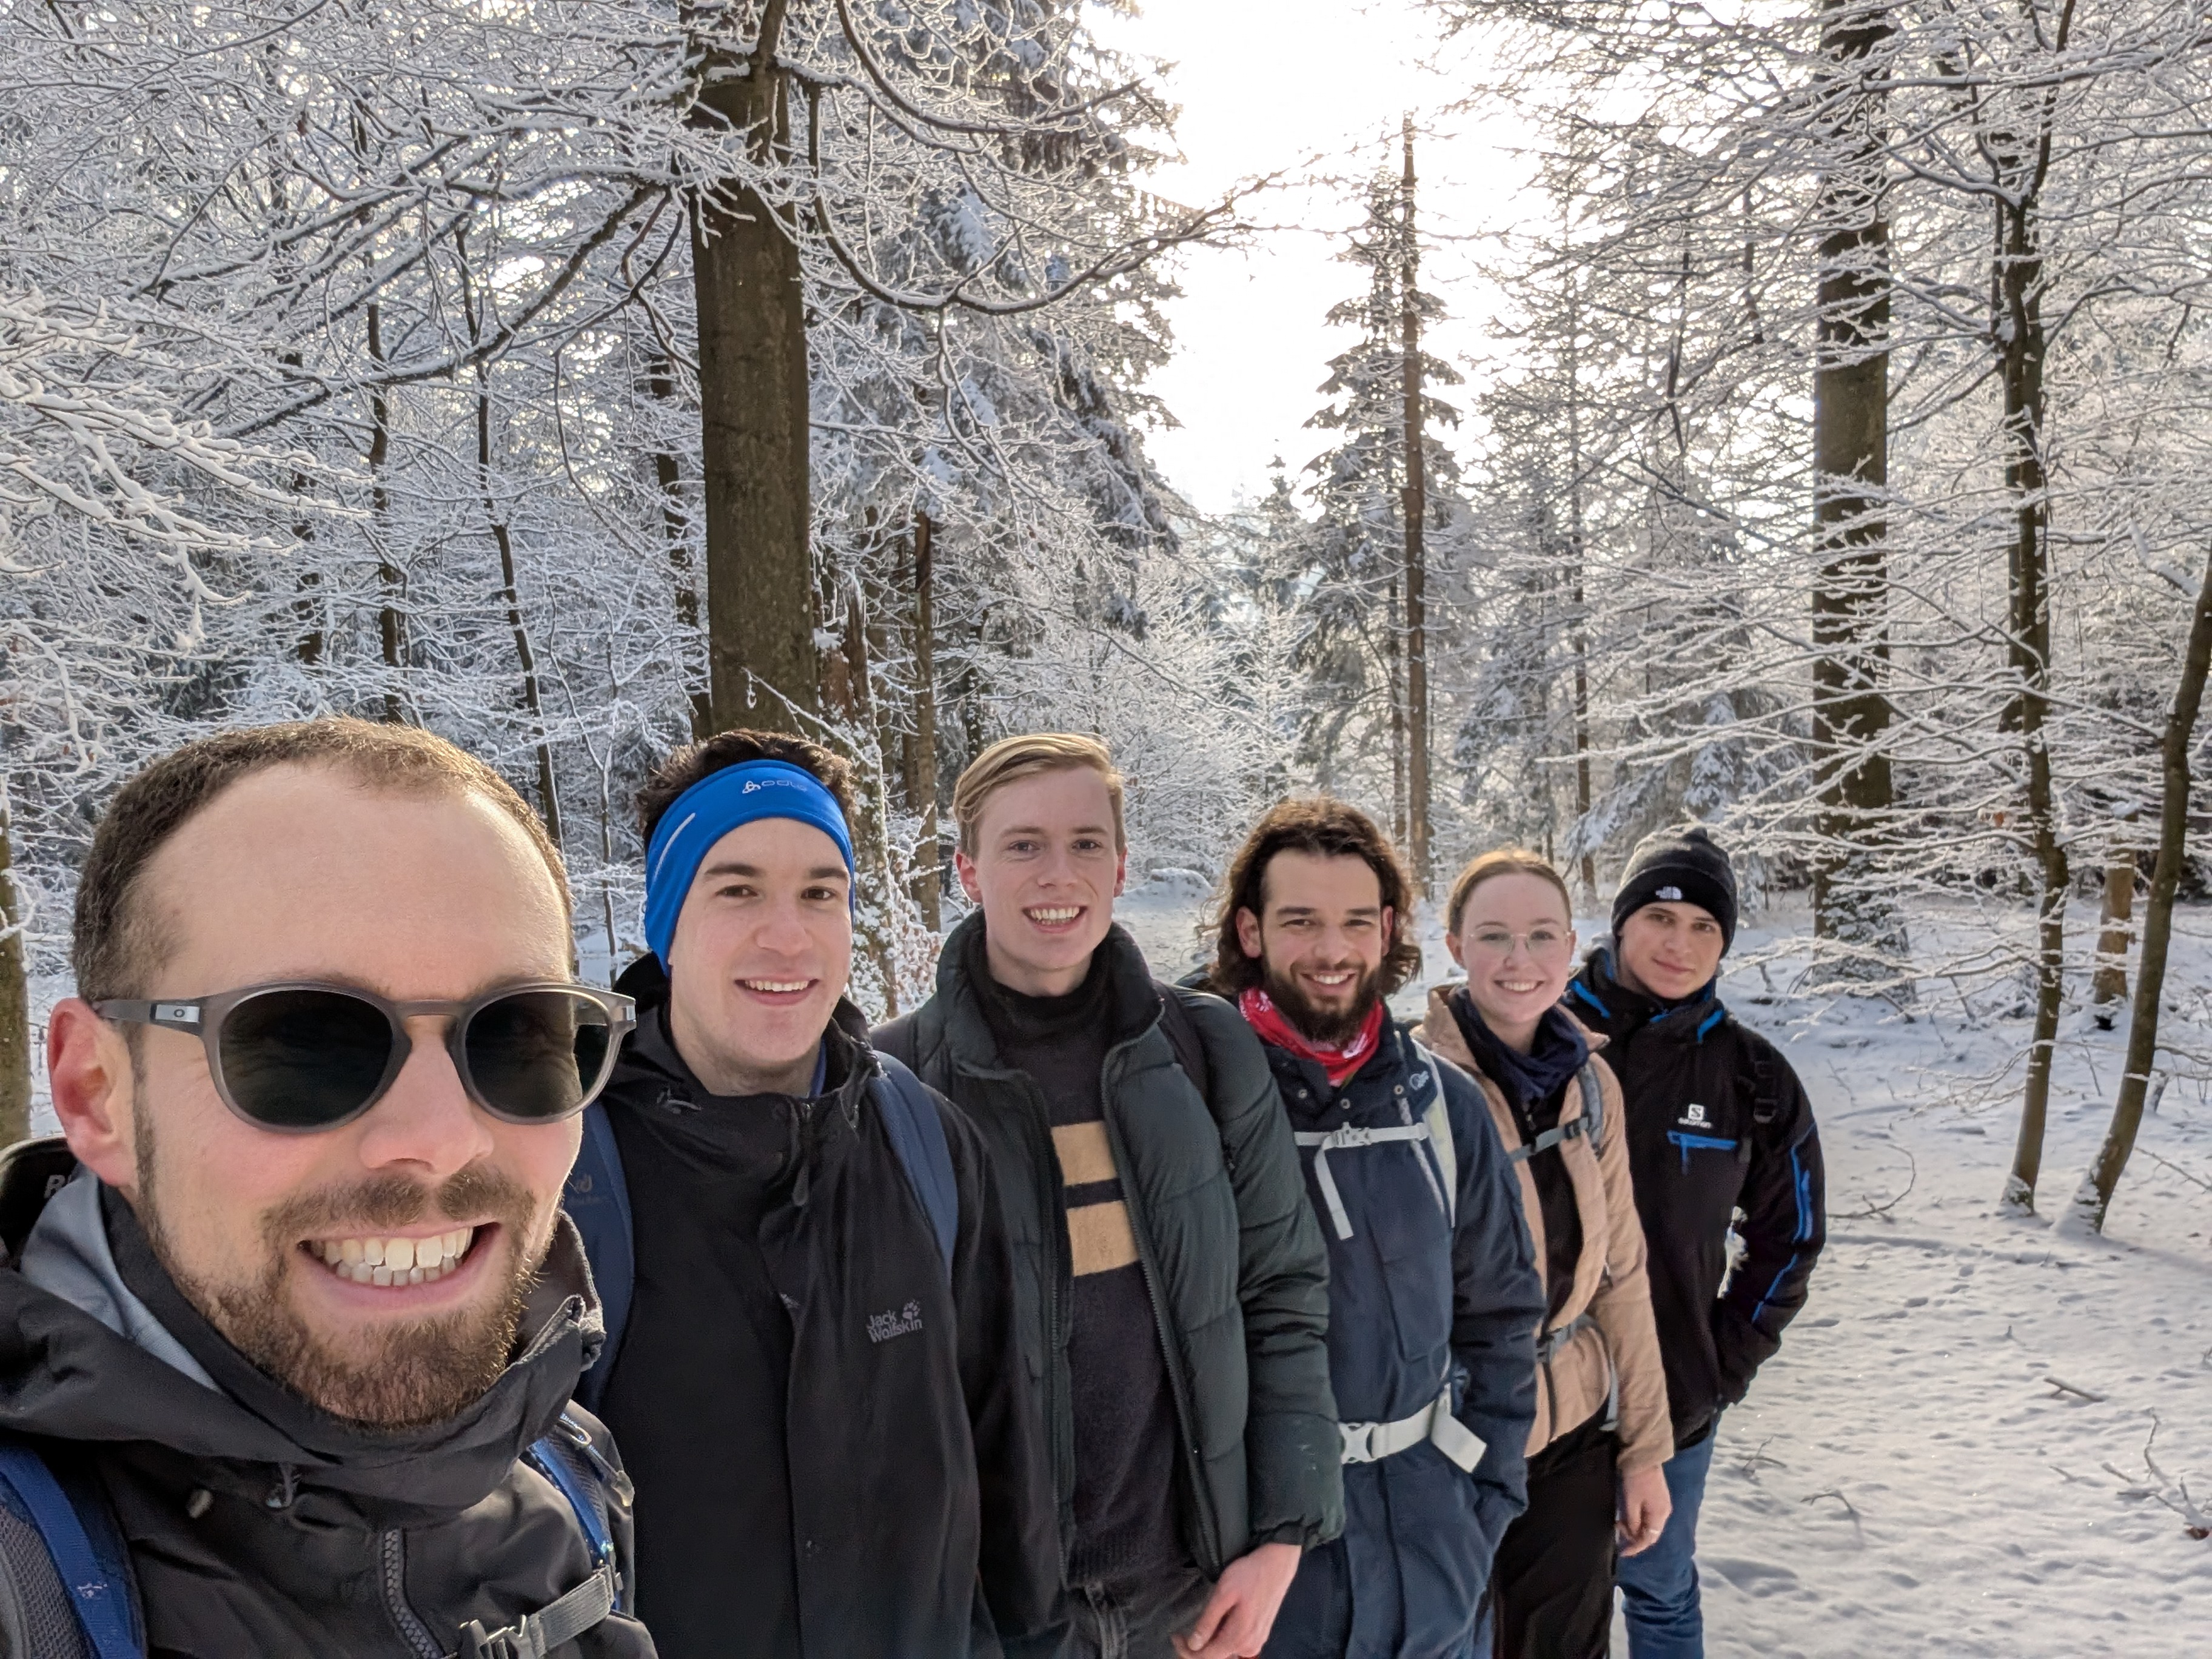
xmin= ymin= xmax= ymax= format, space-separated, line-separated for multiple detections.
xmin=1153 ymin=984 xmax=1212 ymax=1105
xmin=872 ymin=1056 xmax=959 ymax=1279
xmin=466 ymin=1413 xmax=629 ymax=1656
xmin=564 ymin=1103 xmax=634 ymax=1416
xmin=0 ymin=1439 xmax=140 ymax=1659
xmin=1412 ymin=1042 xmax=1457 ymax=1228
xmin=1576 ymin=1061 xmax=1606 ymax=1152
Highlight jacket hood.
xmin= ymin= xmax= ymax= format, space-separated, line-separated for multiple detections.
xmin=0 ymin=1166 xmax=603 ymax=1524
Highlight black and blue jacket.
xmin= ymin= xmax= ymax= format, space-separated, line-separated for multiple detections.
xmin=1567 ymin=949 xmax=1826 ymax=1449
xmin=1255 ymin=1016 xmax=1543 ymax=1659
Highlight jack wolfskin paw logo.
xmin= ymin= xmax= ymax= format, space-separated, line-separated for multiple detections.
xmin=868 ymin=1301 xmax=923 ymax=1344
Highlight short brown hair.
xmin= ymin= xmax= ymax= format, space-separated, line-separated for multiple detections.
xmin=637 ymin=728 xmax=857 ymax=845
xmin=1205 ymin=796 xmax=1422 ymax=997
xmin=951 ymin=733 xmax=1125 ymax=854
xmin=73 ymin=719 xmax=570 ymax=1002
xmin=1445 ymin=848 xmax=1575 ymax=937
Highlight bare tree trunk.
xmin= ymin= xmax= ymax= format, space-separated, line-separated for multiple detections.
xmin=1386 ymin=577 xmax=1406 ymax=846
xmin=694 ymin=0 xmax=816 ymax=734
xmin=904 ymin=510 xmax=943 ymax=931
xmin=0 ymin=776 xmax=28 ymax=1147
xmin=826 ymin=579 xmax=901 ymax=1014
xmin=2072 ymin=545 xmax=2212 ymax=1231
xmin=2090 ymin=846 xmax=2135 ymax=1029
xmin=1996 ymin=112 xmax=2069 ymax=1215
xmin=1399 ymin=118 xmax=1432 ymax=896
xmin=478 ymin=376 xmax=563 ymax=852
xmin=1559 ymin=197 xmax=1599 ymax=908
xmin=366 ymin=302 xmax=405 ymax=725
xmin=647 ymin=353 xmax=712 ymax=739
xmin=1809 ymin=0 xmax=1901 ymax=974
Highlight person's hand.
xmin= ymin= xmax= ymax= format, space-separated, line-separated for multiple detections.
xmin=1173 ymin=1541 xmax=1302 ymax=1658
xmin=1617 ymin=1463 xmax=1673 ymax=1557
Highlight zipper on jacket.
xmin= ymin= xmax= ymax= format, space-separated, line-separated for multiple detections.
xmin=380 ymin=1529 xmax=444 ymax=1659
xmin=1099 ymin=1038 xmax=1222 ymax=1577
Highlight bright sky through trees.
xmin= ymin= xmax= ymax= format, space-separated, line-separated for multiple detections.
xmin=1094 ymin=0 xmax=1525 ymax=514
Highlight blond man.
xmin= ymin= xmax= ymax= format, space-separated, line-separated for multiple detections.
xmin=875 ymin=735 xmax=1341 ymax=1659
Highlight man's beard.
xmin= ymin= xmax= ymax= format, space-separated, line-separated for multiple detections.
xmin=135 ymin=1106 xmax=544 ymax=1430
xmin=1263 ymin=959 xmax=1383 ymax=1048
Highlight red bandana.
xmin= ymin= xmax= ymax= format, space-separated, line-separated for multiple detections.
xmin=1238 ymin=987 xmax=1385 ymax=1087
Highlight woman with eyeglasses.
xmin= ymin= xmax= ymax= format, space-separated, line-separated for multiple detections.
xmin=1415 ymin=849 xmax=1672 ymax=1659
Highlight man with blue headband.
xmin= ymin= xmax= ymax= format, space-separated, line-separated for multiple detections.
xmin=560 ymin=729 xmax=1064 ymax=1659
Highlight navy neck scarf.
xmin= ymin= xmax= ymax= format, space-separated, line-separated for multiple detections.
xmin=1448 ymin=991 xmax=1589 ymax=1113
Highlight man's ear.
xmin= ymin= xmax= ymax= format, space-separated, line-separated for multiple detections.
xmin=45 ymin=999 xmax=138 ymax=1192
xmin=1113 ymin=846 xmax=1127 ymax=899
xmin=1235 ymin=907 xmax=1264 ymax=962
xmin=953 ymin=848 xmax=984 ymax=904
xmin=1381 ymin=905 xmax=1396 ymax=951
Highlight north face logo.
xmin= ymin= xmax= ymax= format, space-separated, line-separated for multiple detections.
xmin=868 ymin=1301 xmax=923 ymax=1344
xmin=1680 ymin=1103 xmax=1711 ymax=1127
xmin=1657 ymin=885 xmax=1684 ymax=902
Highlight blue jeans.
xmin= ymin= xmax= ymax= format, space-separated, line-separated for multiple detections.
xmin=1615 ymin=1422 xmax=1719 ymax=1658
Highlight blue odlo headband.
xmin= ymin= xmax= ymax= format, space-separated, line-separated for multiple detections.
xmin=642 ymin=760 xmax=857 ymax=967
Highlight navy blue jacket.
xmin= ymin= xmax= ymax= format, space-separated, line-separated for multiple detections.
xmin=1256 ymin=1017 xmax=1543 ymax=1659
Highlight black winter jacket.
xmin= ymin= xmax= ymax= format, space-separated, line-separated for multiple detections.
xmin=0 ymin=1154 xmax=652 ymax=1659
xmin=583 ymin=961 xmax=1064 ymax=1658
xmin=877 ymin=917 xmax=1342 ymax=1578
xmin=1567 ymin=950 xmax=1827 ymax=1447
xmin=1258 ymin=1019 xmax=1542 ymax=1659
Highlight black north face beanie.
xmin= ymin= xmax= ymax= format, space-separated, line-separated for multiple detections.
xmin=1611 ymin=825 xmax=1739 ymax=952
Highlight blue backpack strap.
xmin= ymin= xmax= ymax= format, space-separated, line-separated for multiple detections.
xmin=563 ymin=1102 xmax=634 ymax=1416
xmin=0 ymin=1441 xmax=141 ymax=1659
xmin=871 ymin=1055 xmax=958 ymax=1279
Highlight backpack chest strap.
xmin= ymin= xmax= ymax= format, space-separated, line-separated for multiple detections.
xmin=454 ymin=1563 xmax=618 ymax=1659
xmin=1509 ymin=1116 xmax=1589 ymax=1163
xmin=1294 ymin=1123 xmax=1445 ymax=1240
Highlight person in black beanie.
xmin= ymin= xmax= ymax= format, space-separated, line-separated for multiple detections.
xmin=1565 ymin=825 xmax=1826 ymax=1659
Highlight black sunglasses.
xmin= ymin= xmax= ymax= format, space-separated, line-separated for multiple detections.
xmin=95 ymin=981 xmax=635 ymax=1134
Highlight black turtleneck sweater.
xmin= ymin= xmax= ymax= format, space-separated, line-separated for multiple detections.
xmin=970 ymin=933 xmax=1184 ymax=1588
xmin=597 ymin=1003 xmax=826 ymax=1658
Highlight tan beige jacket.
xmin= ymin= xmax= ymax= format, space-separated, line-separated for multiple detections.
xmin=1416 ymin=985 xmax=1672 ymax=1472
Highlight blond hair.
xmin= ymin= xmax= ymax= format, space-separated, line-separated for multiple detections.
xmin=952 ymin=732 xmax=1126 ymax=853
xmin=1444 ymin=848 xmax=1574 ymax=939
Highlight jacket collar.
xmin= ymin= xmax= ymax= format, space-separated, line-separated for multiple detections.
xmin=0 ymin=1165 xmax=601 ymax=1520
xmin=1569 ymin=947 xmax=1728 ymax=1045
xmin=934 ymin=910 xmax=1161 ymax=1073
xmin=612 ymin=951 xmax=877 ymax=1121
xmin=1416 ymin=982 xmax=1609 ymax=1073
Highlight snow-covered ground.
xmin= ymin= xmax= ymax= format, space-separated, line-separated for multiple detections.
xmin=1125 ymin=876 xmax=2212 ymax=1654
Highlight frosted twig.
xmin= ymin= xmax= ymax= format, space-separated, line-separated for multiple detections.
xmin=2043 ymin=1378 xmax=2107 ymax=1403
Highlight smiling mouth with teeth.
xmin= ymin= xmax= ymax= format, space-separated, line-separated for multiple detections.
xmin=1025 ymin=907 xmax=1083 ymax=924
xmin=309 ymin=1227 xmax=479 ymax=1287
xmin=743 ymin=979 xmax=813 ymax=993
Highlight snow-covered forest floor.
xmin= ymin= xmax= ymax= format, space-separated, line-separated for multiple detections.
xmin=1126 ymin=879 xmax=2212 ymax=1656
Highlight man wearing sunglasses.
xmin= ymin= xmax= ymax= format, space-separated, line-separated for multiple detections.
xmin=565 ymin=729 xmax=1062 ymax=1659
xmin=10 ymin=719 xmax=653 ymax=1657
